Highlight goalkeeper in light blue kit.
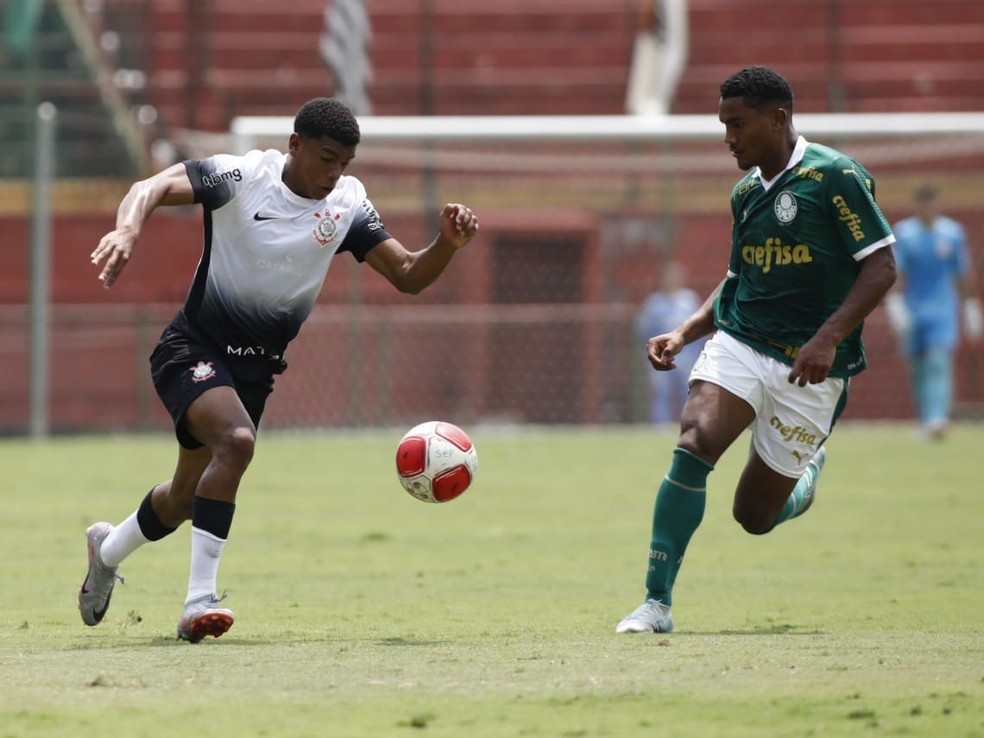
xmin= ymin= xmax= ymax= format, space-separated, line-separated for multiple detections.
xmin=617 ymin=66 xmax=898 ymax=634
xmin=886 ymin=184 xmax=983 ymax=440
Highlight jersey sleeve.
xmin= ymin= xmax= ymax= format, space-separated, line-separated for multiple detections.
xmin=183 ymin=153 xmax=249 ymax=211
xmin=337 ymin=197 xmax=393 ymax=262
xmin=726 ymin=182 xmax=747 ymax=278
xmin=826 ymin=162 xmax=895 ymax=261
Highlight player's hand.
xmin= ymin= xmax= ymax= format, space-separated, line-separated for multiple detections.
xmin=964 ymin=298 xmax=983 ymax=342
xmin=788 ymin=336 xmax=836 ymax=386
xmin=647 ymin=332 xmax=684 ymax=371
xmin=437 ymin=203 xmax=479 ymax=249
xmin=90 ymin=228 xmax=137 ymax=289
xmin=884 ymin=292 xmax=911 ymax=338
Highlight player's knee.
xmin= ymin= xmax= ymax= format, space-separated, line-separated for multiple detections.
xmin=677 ymin=425 xmax=719 ymax=463
xmin=732 ymin=506 xmax=774 ymax=536
xmin=214 ymin=425 xmax=256 ymax=472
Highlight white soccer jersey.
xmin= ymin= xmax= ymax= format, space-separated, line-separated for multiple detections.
xmin=178 ymin=149 xmax=391 ymax=376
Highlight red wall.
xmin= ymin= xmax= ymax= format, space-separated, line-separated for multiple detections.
xmin=4 ymin=208 xmax=982 ymax=432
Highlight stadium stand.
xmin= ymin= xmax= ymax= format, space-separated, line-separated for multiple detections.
xmin=5 ymin=0 xmax=984 ymax=175
xmin=676 ymin=0 xmax=984 ymax=114
xmin=137 ymin=0 xmax=984 ymax=132
xmin=3 ymin=0 xmax=984 ymax=432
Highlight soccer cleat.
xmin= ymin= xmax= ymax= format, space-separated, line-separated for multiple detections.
xmin=78 ymin=522 xmax=124 ymax=626
xmin=796 ymin=445 xmax=827 ymax=517
xmin=176 ymin=594 xmax=234 ymax=643
xmin=920 ymin=420 xmax=948 ymax=441
xmin=615 ymin=598 xmax=674 ymax=634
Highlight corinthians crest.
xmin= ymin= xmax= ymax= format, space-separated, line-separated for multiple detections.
xmin=189 ymin=360 xmax=216 ymax=383
xmin=312 ymin=209 xmax=342 ymax=247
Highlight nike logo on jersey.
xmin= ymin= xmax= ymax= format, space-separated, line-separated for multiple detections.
xmin=253 ymin=212 xmax=279 ymax=221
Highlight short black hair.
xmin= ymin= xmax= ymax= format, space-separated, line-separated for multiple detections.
xmin=719 ymin=66 xmax=794 ymax=114
xmin=293 ymin=98 xmax=361 ymax=146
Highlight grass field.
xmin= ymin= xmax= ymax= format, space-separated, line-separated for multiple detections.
xmin=1 ymin=424 xmax=982 ymax=738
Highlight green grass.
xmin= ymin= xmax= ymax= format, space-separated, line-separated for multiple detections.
xmin=1 ymin=424 xmax=982 ymax=737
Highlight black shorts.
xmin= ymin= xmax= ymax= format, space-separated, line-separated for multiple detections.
xmin=150 ymin=322 xmax=274 ymax=450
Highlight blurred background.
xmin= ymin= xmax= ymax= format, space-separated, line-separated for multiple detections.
xmin=2 ymin=0 xmax=984 ymax=434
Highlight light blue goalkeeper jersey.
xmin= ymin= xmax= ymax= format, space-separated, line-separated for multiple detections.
xmin=892 ymin=213 xmax=969 ymax=350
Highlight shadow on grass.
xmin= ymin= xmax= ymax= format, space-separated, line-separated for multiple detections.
xmin=693 ymin=624 xmax=826 ymax=636
xmin=64 ymin=632 xmax=457 ymax=649
xmin=375 ymin=636 xmax=451 ymax=647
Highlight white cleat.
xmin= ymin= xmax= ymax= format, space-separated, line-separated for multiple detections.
xmin=177 ymin=594 xmax=234 ymax=643
xmin=797 ymin=445 xmax=826 ymax=517
xmin=78 ymin=522 xmax=124 ymax=626
xmin=615 ymin=599 xmax=674 ymax=634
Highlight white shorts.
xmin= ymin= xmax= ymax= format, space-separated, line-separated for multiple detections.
xmin=689 ymin=331 xmax=847 ymax=478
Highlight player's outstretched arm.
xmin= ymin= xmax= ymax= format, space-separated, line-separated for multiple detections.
xmin=789 ymin=245 xmax=897 ymax=386
xmin=365 ymin=203 xmax=479 ymax=295
xmin=647 ymin=278 xmax=723 ymax=371
xmin=90 ymin=163 xmax=195 ymax=289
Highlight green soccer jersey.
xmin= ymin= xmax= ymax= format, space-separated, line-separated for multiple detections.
xmin=714 ymin=137 xmax=895 ymax=377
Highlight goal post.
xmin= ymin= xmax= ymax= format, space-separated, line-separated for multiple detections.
xmin=221 ymin=112 xmax=984 ymax=429
xmin=231 ymin=111 xmax=984 ymax=148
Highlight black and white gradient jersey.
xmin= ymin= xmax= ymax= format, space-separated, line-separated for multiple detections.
xmin=178 ymin=149 xmax=392 ymax=379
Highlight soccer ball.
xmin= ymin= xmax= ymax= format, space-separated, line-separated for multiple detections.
xmin=395 ymin=421 xmax=478 ymax=503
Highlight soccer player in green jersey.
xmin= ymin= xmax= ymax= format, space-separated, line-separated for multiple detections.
xmin=616 ymin=66 xmax=898 ymax=633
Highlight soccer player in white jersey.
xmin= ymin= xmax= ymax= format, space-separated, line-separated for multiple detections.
xmin=616 ymin=66 xmax=898 ymax=634
xmin=79 ymin=98 xmax=479 ymax=642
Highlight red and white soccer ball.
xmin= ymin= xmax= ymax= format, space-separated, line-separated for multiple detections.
xmin=395 ymin=421 xmax=478 ymax=503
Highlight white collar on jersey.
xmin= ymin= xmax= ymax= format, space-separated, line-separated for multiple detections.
xmin=757 ymin=135 xmax=809 ymax=192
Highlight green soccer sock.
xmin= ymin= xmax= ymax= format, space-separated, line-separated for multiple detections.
xmin=645 ymin=447 xmax=712 ymax=606
xmin=773 ymin=462 xmax=820 ymax=526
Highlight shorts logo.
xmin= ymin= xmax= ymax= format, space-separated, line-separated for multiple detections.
xmin=692 ymin=349 xmax=709 ymax=374
xmin=769 ymin=415 xmax=817 ymax=446
xmin=189 ymin=361 xmax=216 ymax=383
xmin=774 ymin=191 xmax=798 ymax=223
xmin=313 ymin=209 xmax=342 ymax=247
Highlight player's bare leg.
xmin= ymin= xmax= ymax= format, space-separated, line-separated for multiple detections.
xmin=151 ymin=446 xmax=213 ymax=526
xmin=732 ymin=451 xmax=800 ymax=534
xmin=617 ymin=381 xmax=751 ymax=633
xmin=733 ymin=444 xmax=826 ymax=534
xmin=175 ymin=387 xmax=256 ymax=642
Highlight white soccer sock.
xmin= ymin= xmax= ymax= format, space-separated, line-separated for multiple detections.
xmin=100 ymin=511 xmax=150 ymax=568
xmin=186 ymin=526 xmax=227 ymax=604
